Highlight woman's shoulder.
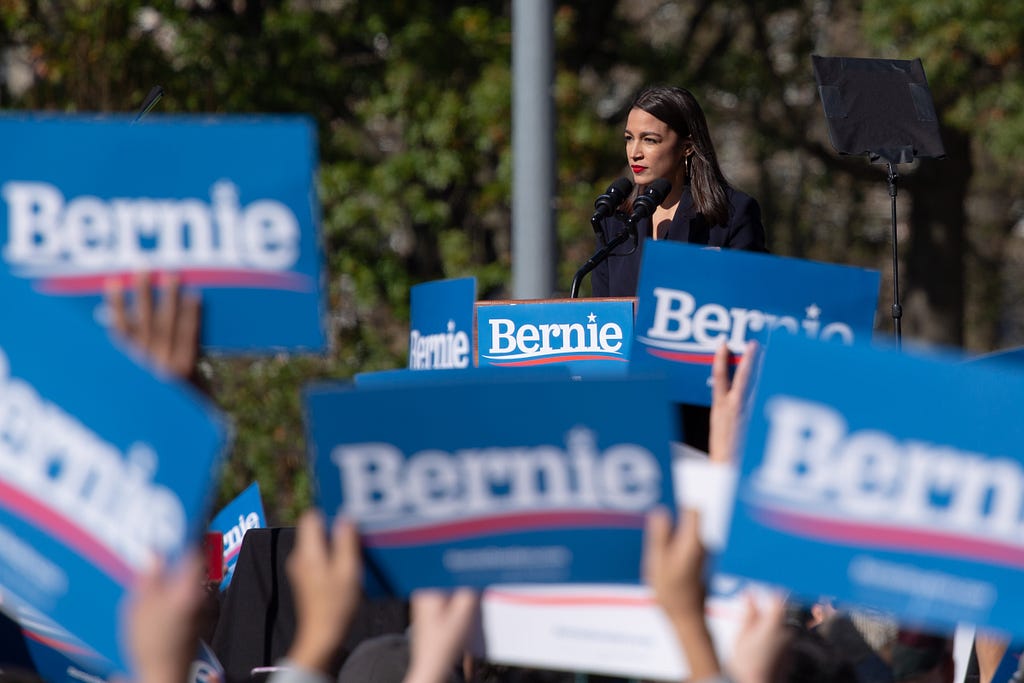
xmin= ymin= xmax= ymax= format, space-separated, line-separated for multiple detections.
xmin=724 ymin=184 xmax=759 ymax=208
xmin=722 ymin=185 xmax=767 ymax=251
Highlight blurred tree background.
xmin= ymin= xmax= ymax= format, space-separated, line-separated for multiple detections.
xmin=2 ymin=0 xmax=1022 ymax=523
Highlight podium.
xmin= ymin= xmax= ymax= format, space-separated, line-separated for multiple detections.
xmin=474 ymin=297 xmax=714 ymax=448
xmin=408 ymin=278 xmax=636 ymax=378
xmin=473 ymin=297 xmax=636 ymax=377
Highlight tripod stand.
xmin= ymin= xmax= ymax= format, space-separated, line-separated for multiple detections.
xmin=812 ymin=55 xmax=946 ymax=348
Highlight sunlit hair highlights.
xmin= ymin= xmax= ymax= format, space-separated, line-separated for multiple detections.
xmin=630 ymin=85 xmax=730 ymax=227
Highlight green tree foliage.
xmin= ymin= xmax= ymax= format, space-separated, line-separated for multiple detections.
xmin=864 ymin=0 xmax=1024 ymax=165
xmin=1 ymin=0 xmax=524 ymax=522
xmin=863 ymin=0 xmax=1024 ymax=347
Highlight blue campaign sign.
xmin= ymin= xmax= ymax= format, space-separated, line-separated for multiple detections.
xmin=0 ymin=603 xmax=114 ymax=683
xmin=210 ymin=481 xmax=266 ymax=591
xmin=305 ymin=375 xmax=675 ymax=595
xmin=356 ymin=365 xmax=570 ymax=387
xmin=631 ymin=241 xmax=879 ymax=405
xmin=0 ymin=113 xmax=327 ymax=353
xmin=717 ymin=332 xmax=1024 ymax=639
xmin=966 ymin=345 xmax=1024 ymax=370
xmin=190 ymin=640 xmax=225 ymax=683
xmin=408 ymin=277 xmax=477 ymax=369
xmin=477 ymin=299 xmax=634 ymax=377
xmin=0 ymin=267 xmax=228 ymax=673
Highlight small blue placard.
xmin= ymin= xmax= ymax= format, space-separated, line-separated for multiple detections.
xmin=718 ymin=332 xmax=1024 ymax=638
xmin=305 ymin=375 xmax=675 ymax=595
xmin=408 ymin=277 xmax=477 ymax=370
xmin=191 ymin=640 xmax=225 ymax=683
xmin=0 ymin=267 xmax=227 ymax=673
xmin=0 ymin=602 xmax=114 ymax=683
xmin=210 ymin=482 xmax=266 ymax=591
xmin=477 ymin=300 xmax=634 ymax=377
xmin=0 ymin=114 xmax=327 ymax=353
xmin=631 ymin=242 xmax=879 ymax=405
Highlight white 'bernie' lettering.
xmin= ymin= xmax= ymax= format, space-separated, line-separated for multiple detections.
xmin=484 ymin=316 xmax=624 ymax=360
xmin=222 ymin=512 xmax=260 ymax=555
xmin=642 ymin=287 xmax=854 ymax=352
xmin=0 ymin=347 xmax=186 ymax=569
xmin=332 ymin=426 xmax=660 ymax=520
xmin=409 ymin=320 xmax=471 ymax=369
xmin=753 ymin=396 xmax=1024 ymax=540
xmin=2 ymin=180 xmax=300 ymax=273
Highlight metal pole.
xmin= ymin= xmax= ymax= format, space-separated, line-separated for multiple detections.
xmin=511 ymin=0 xmax=555 ymax=299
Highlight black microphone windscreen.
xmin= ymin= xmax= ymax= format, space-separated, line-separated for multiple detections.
xmin=608 ymin=177 xmax=634 ymax=199
xmin=628 ymin=178 xmax=673 ymax=225
xmin=592 ymin=177 xmax=635 ymax=224
xmin=646 ymin=178 xmax=672 ymax=204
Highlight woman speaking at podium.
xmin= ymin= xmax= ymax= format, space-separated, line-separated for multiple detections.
xmin=591 ymin=85 xmax=768 ymax=298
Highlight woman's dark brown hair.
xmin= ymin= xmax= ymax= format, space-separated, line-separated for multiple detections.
xmin=630 ymin=85 xmax=731 ymax=227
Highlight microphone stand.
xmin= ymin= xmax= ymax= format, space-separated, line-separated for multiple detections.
xmin=591 ymin=213 xmax=607 ymax=247
xmin=132 ymin=85 xmax=164 ymax=124
xmin=886 ymin=162 xmax=903 ymax=349
xmin=570 ymin=222 xmax=638 ymax=299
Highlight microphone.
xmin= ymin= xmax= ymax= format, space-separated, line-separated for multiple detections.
xmin=591 ymin=177 xmax=634 ymax=225
xmin=132 ymin=85 xmax=164 ymax=124
xmin=626 ymin=178 xmax=671 ymax=228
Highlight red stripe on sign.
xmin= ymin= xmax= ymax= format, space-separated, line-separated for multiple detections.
xmin=490 ymin=355 xmax=627 ymax=367
xmin=363 ymin=510 xmax=645 ymax=547
xmin=645 ymin=348 xmax=741 ymax=365
xmin=0 ymin=479 xmax=134 ymax=585
xmin=35 ymin=269 xmax=312 ymax=294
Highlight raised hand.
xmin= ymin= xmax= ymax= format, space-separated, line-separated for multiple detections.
xmin=284 ymin=510 xmax=363 ymax=674
xmin=107 ymin=272 xmax=201 ymax=381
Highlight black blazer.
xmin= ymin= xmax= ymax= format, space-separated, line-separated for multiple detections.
xmin=591 ymin=185 xmax=767 ymax=298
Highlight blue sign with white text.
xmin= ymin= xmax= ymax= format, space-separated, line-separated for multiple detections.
xmin=305 ymin=375 xmax=675 ymax=595
xmin=631 ymin=241 xmax=879 ymax=405
xmin=0 ymin=114 xmax=326 ymax=353
xmin=717 ymin=333 xmax=1024 ymax=639
xmin=477 ymin=299 xmax=634 ymax=377
xmin=0 ymin=266 xmax=228 ymax=674
xmin=210 ymin=482 xmax=266 ymax=591
xmin=408 ymin=277 xmax=476 ymax=370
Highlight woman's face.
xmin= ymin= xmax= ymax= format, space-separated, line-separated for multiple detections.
xmin=624 ymin=107 xmax=688 ymax=188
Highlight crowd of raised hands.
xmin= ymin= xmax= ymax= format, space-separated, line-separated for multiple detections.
xmin=116 ymin=340 xmax=813 ymax=683
xmin=107 ymin=284 xmax=1009 ymax=683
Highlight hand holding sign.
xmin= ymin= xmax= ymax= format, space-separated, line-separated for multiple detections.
xmin=643 ymin=508 xmax=719 ymax=681
xmin=709 ymin=341 xmax=758 ymax=465
xmin=107 ymin=272 xmax=201 ymax=382
xmin=122 ymin=552 xmax=206 ymax=683
xmin=284 ymin=510 xmax=362 ymax=674
xmin=406 ymin=589 xmax=479 ymax=683
xmin=726 ymin=594 xmax=790 ymax=683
